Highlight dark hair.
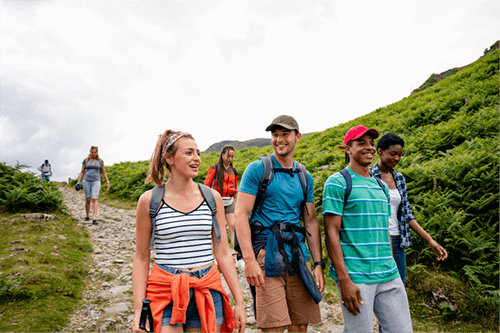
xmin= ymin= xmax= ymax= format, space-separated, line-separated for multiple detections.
xmin=215 ymin=145 xmax=235 ymax=193
xmin=344 ymin=141 xmax=353 ymax=164
xmin=376 ymin=133 xmax=405 ymax=151
xmin=145 ymin=130 xmax=194 ymax=187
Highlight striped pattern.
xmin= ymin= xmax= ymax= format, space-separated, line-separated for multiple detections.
xmin=322 ymin=167 xmax=399 ymax=284
xmin=154 ymin=200 xmax=215 ymax=268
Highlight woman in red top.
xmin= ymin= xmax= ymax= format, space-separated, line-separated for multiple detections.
xmin=204 ymin=145 xmax=238 ymax=247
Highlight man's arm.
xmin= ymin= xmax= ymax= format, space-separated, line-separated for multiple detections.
xmin=303 ymin=202 xmax=325 ymax=292
xmin=234 ymin=191 xmax=265 ymax=289
xmin=324 ymin=213 xmax=363 ymax=315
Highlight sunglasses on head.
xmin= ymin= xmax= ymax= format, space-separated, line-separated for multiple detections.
xmin=90 ymin=146 xmax=98 ymax=151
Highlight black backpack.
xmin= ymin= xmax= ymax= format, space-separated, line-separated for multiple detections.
xmin=148 ymin=183 xmax=221 ymax=250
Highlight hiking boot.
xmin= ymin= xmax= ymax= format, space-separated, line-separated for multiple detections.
xmin=92 ymin=220 xmax=97 ymax=225
xmin=85 ymin=217 xmax=90 ymax=222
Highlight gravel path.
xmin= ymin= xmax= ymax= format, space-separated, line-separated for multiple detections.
xmin=59 ymin=185 xmax=345 ymax=332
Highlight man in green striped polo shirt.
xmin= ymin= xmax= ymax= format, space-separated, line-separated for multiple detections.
xmin=323 ymin=125 xmax=412 ymax=332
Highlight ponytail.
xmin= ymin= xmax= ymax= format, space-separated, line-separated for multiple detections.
xmin=145 ymin=130 xmax=194 ymax=187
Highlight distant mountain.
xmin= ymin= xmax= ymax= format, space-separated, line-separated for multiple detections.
xmin=203 ymin=138 xmax=272 ymax=154
xmin=411 ymin=40 xmax=499 ymax=94
xmin=202 ymin=132 xmax=314 ymax=154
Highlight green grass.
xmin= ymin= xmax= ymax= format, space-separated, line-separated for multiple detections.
xmin=0 ymin=212 xmax=92 ymax=331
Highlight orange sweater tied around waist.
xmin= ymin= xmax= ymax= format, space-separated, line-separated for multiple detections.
xmin=146 ymin=263 xmax=235 ymax=333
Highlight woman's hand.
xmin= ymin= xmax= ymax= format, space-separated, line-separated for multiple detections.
xmin=429 ymin=240 xmax=448 ymax=261
xmin=233 ymin=303 xmax=247 ymax=332
xmin=131 ymin=312 xmax=149 ymax=332
xmin=106 ymin=182 xmax=110 ymax=191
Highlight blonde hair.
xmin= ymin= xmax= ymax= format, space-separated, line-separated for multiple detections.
xmin=145 ymin=130 xmax=194 ymax=187
xmin=87 ymin=147 xmax=100 ymax=161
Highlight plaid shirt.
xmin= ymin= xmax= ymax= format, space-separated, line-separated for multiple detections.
xmin=370 ymin=163 xmax=415 ymax=248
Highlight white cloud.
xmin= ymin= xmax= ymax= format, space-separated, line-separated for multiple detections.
xmin=1 ymin=0 xmax=498 ymax=181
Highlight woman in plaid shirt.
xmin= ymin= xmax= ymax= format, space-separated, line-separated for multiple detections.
xmin=370 ymin=133 xmax=448 ymax=283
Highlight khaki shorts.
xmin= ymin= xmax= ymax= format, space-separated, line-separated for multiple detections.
xmin=224 ymin=197 xmax=236 ymax=214
xmin=255 ymin=250 xmax=321 ymax=328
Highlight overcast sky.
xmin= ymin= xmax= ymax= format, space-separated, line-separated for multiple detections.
xmin=1 ymin=1 xmax=498 ymax=182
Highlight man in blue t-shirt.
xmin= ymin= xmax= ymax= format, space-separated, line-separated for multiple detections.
xmin=235 ymin=115 xmax=324 ymax=332
xmin=323 ymin=125 xmax=412 ymax=332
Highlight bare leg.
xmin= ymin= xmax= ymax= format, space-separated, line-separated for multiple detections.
xmin=85 ymin=198 xmax=91 ymax=218
xmin=160 ymin=325 xmax=183 ymax=333
xmin=92 ymin=199 xmax=98 ymax=220
xmin=225 ymin=213 xmax=236 ymax=247
xmin=260 ymin=326 xmax=285 ymax=332
xmin=287 ymin=324 xmax=308 ymax=332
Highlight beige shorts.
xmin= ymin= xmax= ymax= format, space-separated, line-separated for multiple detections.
xmin=255 ymin=249 xmax=321 ymax=329
xmin=224 ymin=197 xmax=236 ymax=214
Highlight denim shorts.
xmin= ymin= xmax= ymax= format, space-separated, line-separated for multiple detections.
xmin=157 ymin=264 xmax=224 ymax=328
xmin=82 ymin=180 xmax=101 ymax=199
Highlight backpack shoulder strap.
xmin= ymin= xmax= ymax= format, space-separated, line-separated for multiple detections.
xmin=339 ymin=168 xmax=352 ymax=209
xmin=295 ymin=161 xmax=309 ymax=218
xmin=148 ymin=184 xmax=165 ymax=250
xmin=251 ymin=155 xmax=274 ymax=218
xmin=198 ymin=183 xmax=221 ymax=242
xmin=232 ymin=167 xmax=238 ymax=176
xmin=374 ymin=177 xmax=387 ymax=195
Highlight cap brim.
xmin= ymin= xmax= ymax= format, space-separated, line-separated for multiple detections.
xmin=265 ymin=123 xmax=297 ymax=131
xmin=352 ymin=128 xmax=379 ymax=141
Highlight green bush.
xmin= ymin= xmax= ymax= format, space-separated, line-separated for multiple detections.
xmin=0 ymin=163 xmax=63 ymax=213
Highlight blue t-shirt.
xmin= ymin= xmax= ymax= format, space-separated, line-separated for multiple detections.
xmin=238 ymin=154 xmax=314 ymax=262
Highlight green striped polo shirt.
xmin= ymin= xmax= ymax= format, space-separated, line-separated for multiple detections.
xmin=322 ymin=166 xmax=399 ymax=284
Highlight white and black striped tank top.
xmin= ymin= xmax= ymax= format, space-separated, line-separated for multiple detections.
xmin=154 ymin=199 xmax=215 ymax=268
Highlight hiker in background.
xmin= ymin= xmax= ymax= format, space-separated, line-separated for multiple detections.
xmin=370 ymin=133 xmax=448 ymax=284
xmin=323 ymin=125 xmax=413 ymax=332
xmin=131 ymin=130 xmax=245 ymax=333
xmin=38 ymin=159 xmax=52 ymax=183
xmin=235 ymin=115 xmax=324 ymax=332
xmin=75 ymin=146 xmax=110 ymax=225
xmin=204 ymin=144 xmax=238 ymax=247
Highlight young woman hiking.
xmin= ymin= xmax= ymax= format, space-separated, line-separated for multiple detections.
xmin=370 ymin=133 xmax=448 ymax=284
xmin=203 ymin=145 xmax=238 ymax=247
xmin=132 ymin=130 xmax=246 ymax=333
xmin=75 ymin=146 xmax=110 ymax=225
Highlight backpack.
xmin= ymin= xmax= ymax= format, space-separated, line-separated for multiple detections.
xmin=234 ymin=154 xmax=310 ymax=271
xmin=339 ymin=168 xmax=387 ymax=209
xmin=148 ymin=183 xmax=221 ymax=250
xmin=209 ymin=164 xmax=238 ymax=189
xmin=251 ymin=154 xmax=309 ymax=219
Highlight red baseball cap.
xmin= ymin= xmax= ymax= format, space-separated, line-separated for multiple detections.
xmin=339 ymin=125 xmax=379 ymax=149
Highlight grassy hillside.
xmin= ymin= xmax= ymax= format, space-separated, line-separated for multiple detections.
xmin=104 ymin=47 xmax=499 ymax=328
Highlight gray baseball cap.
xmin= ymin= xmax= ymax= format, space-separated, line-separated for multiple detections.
xmin=265 ymin=115 xmax=299 ymax=132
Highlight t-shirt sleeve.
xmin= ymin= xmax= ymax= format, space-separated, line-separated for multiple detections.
xmin=322 ymin=173 xmax=345 ymax=216
xmin=306 ymin=171 xmax=314 ymax=203
xmin=238 ymin=160 xmax=262 ymax=196
xmin=82 ymin=159 xmax=86 ymax=166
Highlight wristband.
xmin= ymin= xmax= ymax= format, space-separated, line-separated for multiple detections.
xmin=314 ymin=261 xmax=325 ymax=268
